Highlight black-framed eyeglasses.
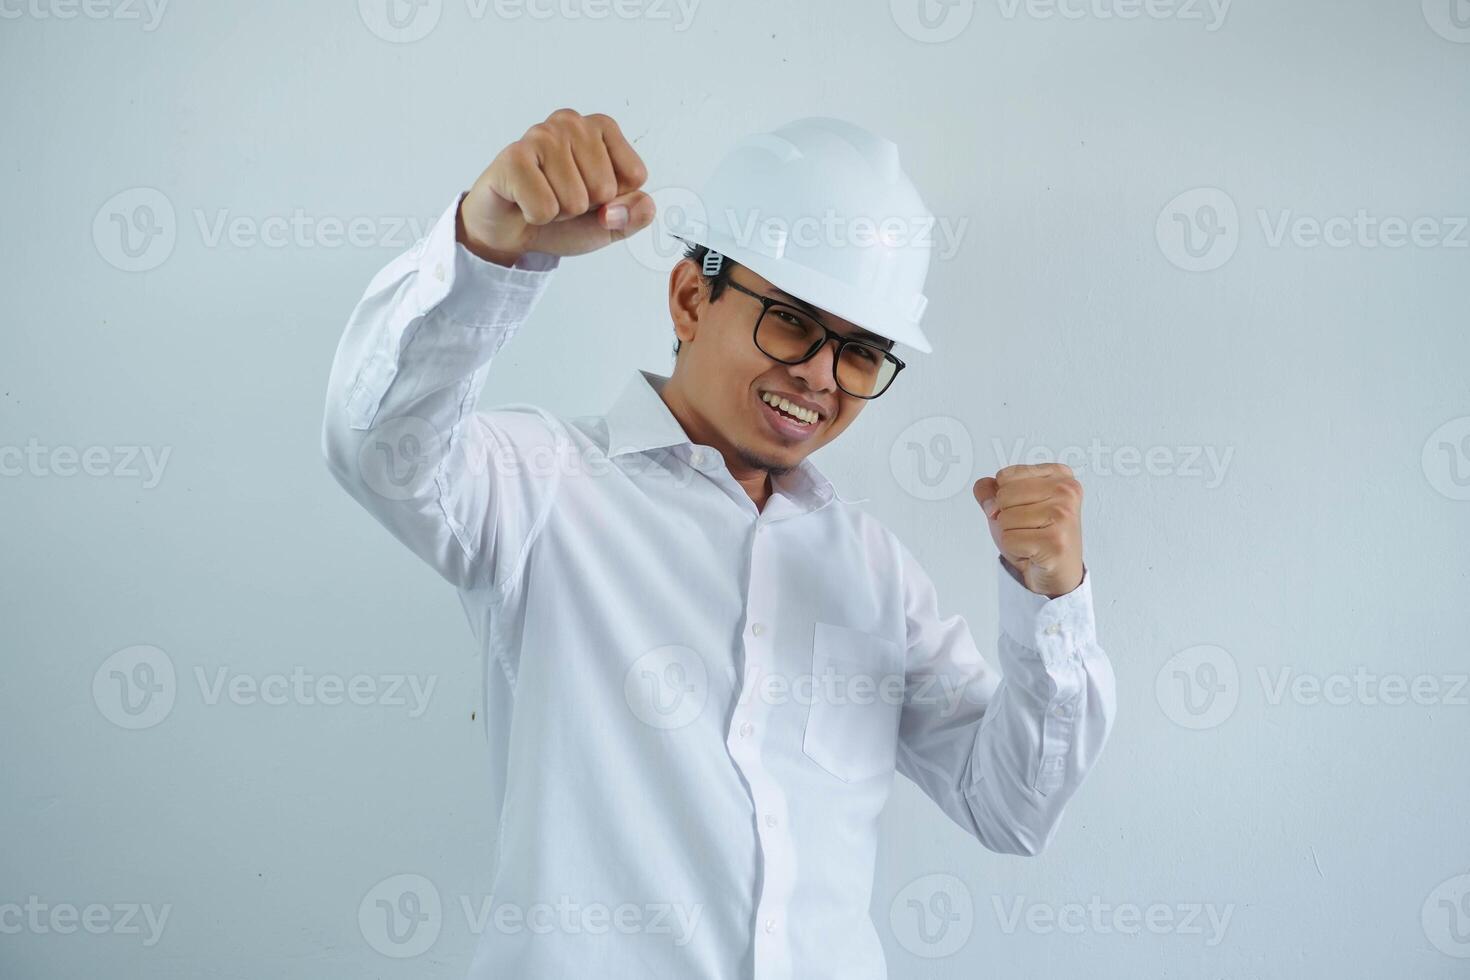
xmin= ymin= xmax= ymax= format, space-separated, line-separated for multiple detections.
xmin=721 ymin=276 xmax=907 ymax=400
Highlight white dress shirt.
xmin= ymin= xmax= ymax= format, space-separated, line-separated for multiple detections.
xmin=321 ymin=192 xmax=1117 ymax=980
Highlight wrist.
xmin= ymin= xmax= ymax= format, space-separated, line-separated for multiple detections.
xmin=456 ymin=195 xmax=522 ymax=268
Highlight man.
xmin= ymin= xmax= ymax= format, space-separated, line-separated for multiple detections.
xmin=322 ymin=108 xmax=1116 ymax=979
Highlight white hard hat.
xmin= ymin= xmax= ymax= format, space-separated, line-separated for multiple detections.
xmin=667 ymin=116 xmax=936 ymax=354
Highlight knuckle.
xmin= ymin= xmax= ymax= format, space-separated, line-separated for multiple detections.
xmin=559 ymin=183 xmax=590 ymax=213
xmin=547 ymin=107 xmax=582 ymax=125
xmin=587 ymin=175 xmax=618 ymax=205
xmin=505 ymin=144 xmax=542 ymax=180
xmin=522 ymin=126 xmax=555 ymax=153
xmin=524 ymin=198 xmax=558 ymax=224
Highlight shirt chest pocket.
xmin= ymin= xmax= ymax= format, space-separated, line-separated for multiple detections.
xmin=801 ymin=622 xmax=906 ymax=784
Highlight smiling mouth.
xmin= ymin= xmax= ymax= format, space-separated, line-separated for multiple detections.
xmin=756 ymin=390 xmax=825 ymax=444
xmin=758 ymin=390 xmax=822 ymax=426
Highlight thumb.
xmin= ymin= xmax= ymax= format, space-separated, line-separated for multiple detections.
xmin=597 ymin=189 xmax=657 ymax=236
xmin=973 ymin=477 xmax=999 ymax=520
xmin=528 ymin=190 xmax=657 ymax=257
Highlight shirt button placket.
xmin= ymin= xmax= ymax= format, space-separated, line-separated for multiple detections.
xmin=733 ymin=517 xmax=795 ymax=977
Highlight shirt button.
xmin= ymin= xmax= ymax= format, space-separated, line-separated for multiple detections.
xmin=765 ymin=813 xmax=778 ymax=827
xmin=434 ymin=263 xmax=446 ymax=281
xmin=764 ymin=919 xmax=777 ymax=934
xmin=1044 ymin=623 xmax=1061 ymax=637
xmin=750 ymin=623 xmax=764 ymax=636
xmin=739 ymin=722 xmax=754 ymax=738
xmin=1053 ymin=706 xmax=1068 ymax=718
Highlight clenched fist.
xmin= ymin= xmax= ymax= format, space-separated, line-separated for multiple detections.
xmin=973 ymin=463 xmax=1085 ymax=599
xmin=458 ymin=108 xmax=657 ymax=266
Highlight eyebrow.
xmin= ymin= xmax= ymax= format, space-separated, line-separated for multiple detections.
xmin=765 ymin=284 xmax=894 ymax=348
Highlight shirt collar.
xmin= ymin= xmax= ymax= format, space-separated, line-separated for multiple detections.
xmin=603 ymin=369 xmax=860 ymax=511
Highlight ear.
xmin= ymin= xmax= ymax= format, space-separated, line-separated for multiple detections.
xmin=667 ymin=258 xmax=704 ymax=348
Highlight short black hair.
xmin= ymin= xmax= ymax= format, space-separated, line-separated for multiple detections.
xmin=674 ymin=240 xmax=739 ymax=358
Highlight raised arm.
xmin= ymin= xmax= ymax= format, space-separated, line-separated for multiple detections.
xmin=896 ymin=464 xmax=1117 ymax=855
xmin=320 ymin=109 xmax=654 ymax=590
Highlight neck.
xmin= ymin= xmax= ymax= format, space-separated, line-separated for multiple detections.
xmin=659 ymin=376 xmax=773 ymax=511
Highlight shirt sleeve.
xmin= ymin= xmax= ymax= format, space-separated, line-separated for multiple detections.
xmin=894 ymin=545 xmax=1117 ymax=856
xmin=320 ymin=190 xmax=566 ymax=593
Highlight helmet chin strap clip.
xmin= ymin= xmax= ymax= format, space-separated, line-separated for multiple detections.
xmin=702 ymin=249 xmax=724 ymax=277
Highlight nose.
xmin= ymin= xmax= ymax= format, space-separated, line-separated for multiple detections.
xmin=786 ymin=337 xmax=840 ymax=393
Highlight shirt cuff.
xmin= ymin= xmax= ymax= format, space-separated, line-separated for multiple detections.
xmin=411 ymin=191 xmax=561 ymax=325
xmin=996 ymin=557 xmax=1098 ymax=668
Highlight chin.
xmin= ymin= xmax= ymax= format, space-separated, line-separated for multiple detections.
xmin=734 ymin=441 xmax=798 ymax=477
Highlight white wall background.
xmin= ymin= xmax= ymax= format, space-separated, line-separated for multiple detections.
xmin=3 ymin=1 xmax=1468 ymax=977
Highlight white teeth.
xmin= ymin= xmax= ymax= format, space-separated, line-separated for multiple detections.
xmin=762 ymin=392 xmax=816 ymax=425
